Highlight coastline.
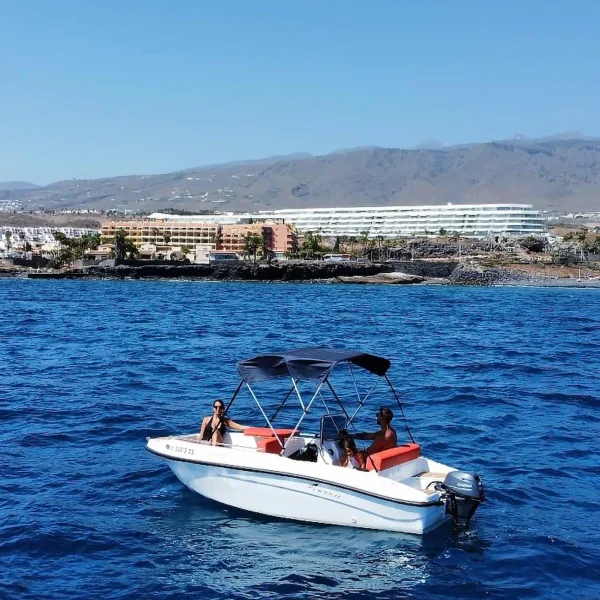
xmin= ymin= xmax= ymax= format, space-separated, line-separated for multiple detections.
xmin=3 ymin=259 xmax=600 ymax=288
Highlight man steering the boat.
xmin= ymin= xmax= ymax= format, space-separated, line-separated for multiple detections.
xmin=353 ymin=407 xmax=397 ymax=455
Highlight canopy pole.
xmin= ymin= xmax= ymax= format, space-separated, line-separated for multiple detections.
xmin=346 ymin=377 xmax=381 ymax=427
xmin=291 ymin=378 xmax=306 ymax=411
xmin=326 ymin=379 xmax=380 ymax=473
xmin=268 ymin=381 xmax=296 ymax=423
xmin=384 ymin=374 xmax=415 ymax=444
xmin=245 ymin=382 xmax=283 ymax=448
xmin=317 ymin=388 xmax=332 ymax=415
xmin=281 ymin=380 xmax=325 ymax=455
xmin=325 ymin=379 xmax=354 ymax=427
xmin=348 ymin=363 xmax=362 ymax=404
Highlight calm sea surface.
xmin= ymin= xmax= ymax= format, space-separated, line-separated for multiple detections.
xmin=2 ymin=280 xmax=600 ymax=600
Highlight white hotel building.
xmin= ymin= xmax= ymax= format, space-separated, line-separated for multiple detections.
xmin=151 ymin=203 xmax=547 ymax=239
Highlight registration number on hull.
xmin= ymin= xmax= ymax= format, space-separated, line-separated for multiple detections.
xmin=166 ymin=443 xmax=195 ymax=456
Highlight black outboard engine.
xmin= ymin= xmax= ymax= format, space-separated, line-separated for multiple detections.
xmin=436 ymin=471 xmax=485 ymax=528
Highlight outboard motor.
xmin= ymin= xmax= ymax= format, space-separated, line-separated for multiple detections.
xmin=436 ymin=471 xmax=485 ymax=528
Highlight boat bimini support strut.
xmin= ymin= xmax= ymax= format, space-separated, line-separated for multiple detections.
xmin=268 ymin=381 xmax=297 ymax=422
xmin=245 ymin=382 xmax=284 ymax=449
xmin=384 ymin=374 xmax=415 ymax=444
xmin=232 ymin=364 xmax=414 ymax=460
xmin=281 ymin=380 xmax=326 ymax=455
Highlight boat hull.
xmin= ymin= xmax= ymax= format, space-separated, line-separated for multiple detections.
xmin=165 ymin=457 xmax=449 ymax=534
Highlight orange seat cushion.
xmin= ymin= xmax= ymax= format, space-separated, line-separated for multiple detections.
xmin=244 ymin=427 xmax=296 ymax=438
xmin=366 ymin=443 xmax=421 ymax=471
xmin=256 ymin=437 xmax=283 ymax=454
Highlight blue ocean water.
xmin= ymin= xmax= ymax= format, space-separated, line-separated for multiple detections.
xmin=2 ymin=280 xmax=600 ymax=600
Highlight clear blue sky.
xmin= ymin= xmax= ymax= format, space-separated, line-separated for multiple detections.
xmin=1 ymin=0 xmax=599 ymax=184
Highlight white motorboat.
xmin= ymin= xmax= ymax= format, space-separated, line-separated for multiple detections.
xmin=146 ymin=347 xmax=485 ymax=534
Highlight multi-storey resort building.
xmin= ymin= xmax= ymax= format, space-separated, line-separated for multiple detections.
xmin=100 ymin=220 xmax=298 ymax=255
xmin=150 ymin=203 xmax=547 ymax=239
xmin=255 ymin=204 xmax=547 ymax=239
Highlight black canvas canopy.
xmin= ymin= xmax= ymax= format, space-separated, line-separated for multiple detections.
xmin=237 ymin=347 xmax=391 ymax=384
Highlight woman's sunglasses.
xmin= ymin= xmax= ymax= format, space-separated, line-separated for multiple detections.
xmin=213 ymin=405 xmax=224 ymax=410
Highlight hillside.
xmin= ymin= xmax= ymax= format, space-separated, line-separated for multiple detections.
xmin=0 ymin=181 xmax=39 ymax=191
xmin=2 ymin=138 xmax=600 ymax=213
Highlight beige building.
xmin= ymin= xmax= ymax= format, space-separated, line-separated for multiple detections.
xmin=102 ymin=219 xmax=298 ymax=258
xmin=101 ymin=220 xmax=220 ymax=249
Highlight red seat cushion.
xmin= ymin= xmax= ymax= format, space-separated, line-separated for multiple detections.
xmin=366 ymin=443 xmax=421 ymax=471
xmin=244 ymin=427 xmax=296 ymax=438
xmin=256 ymin=437 xmax=283 ymax=454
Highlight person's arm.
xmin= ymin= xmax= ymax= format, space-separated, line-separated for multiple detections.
xmin=199 ymin=416 xmax=209 ymax=440
xmin=367 ymin=436 xmax=385 ymax=455
xmin=226 ymin=419 xmax=248 ymax=431
xmin=354 ymin=431 xmax=377 ymax=441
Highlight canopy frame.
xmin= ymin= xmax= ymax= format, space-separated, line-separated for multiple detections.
xmin=221 ymin=347 xmax=414 ymax=455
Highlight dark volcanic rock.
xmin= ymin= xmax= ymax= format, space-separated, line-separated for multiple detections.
xmin=387 ymin=260 xmax=458 ymax=278
xmin=448 ymin=263 xmax=504 ymax=285
xmin=71 ymin=261 xmax=394 ymax=282
xmin=337 ymin=272 xmax=424 ymax=284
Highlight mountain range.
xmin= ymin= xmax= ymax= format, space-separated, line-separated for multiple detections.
xmin=2 ymin=134 xmax=600 ymax=214
xmin=0 ymin=181 xmax=39 ymax=191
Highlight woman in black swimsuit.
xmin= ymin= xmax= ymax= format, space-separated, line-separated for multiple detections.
xmin=199 ymin=400 xmax=247 ymax=445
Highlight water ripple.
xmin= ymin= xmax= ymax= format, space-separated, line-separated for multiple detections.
xmin=1 ymin=281 xmax=600 ymax=600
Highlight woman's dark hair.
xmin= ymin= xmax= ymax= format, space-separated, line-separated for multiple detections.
xmin=343 ymin=437 xmax=358 ymax=455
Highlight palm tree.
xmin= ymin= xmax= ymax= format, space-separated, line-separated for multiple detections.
xmin=359 ymin=230 xmax=375 ymax=261
xmin=5 ymin=231 xmax=12 ymax=252
xmin=114 ymin=229 xmax=138 ymax=263
xmin=359 ymin=230 xmax=370 ymax=250
xmin=243 ymin=233 xmax=262 ymax=264
xmin=348 ymin=236 xmax=357 ymax=256
xmin=73 ymin=232 xmax=102 ymax=259
xmin=260 ymin=230 xmax=270 ymax=261
xmin=301 ymin=231 xmax=323 ymax=259
xmin=376 ymin=235 xmax=384 ymax=261
xmin=210 ymin=225 xmax=223 ymax=250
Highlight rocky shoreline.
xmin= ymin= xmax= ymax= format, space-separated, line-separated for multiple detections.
xmin=26 ymin=261 xmax=395 ymax=282
xmin=5 ymin=259 xmax=600 ymax=287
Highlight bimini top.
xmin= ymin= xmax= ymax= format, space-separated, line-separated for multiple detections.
xmin=237 ymin=347 xmax=391 ymax=384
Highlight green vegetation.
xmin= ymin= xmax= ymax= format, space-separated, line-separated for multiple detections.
xmin=112 ymin=229 xmax=139 ymax=263
xmin=243 ymin=232 xmax=263 ymax=263
xmin=299 ymin=231 xmax=323 ymax=259
xmin=562 ymin=228 xmax=600 ymax=253
xmin=519 ymin=236 xmax=545 ymax=253
xmin=52 ymin=231 xmax=102 ymax=267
